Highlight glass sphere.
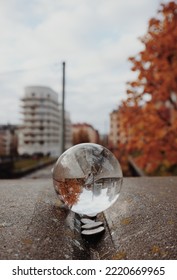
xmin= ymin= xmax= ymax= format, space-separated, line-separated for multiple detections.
xmin=52 ymin=143 xmax=123 ymax=216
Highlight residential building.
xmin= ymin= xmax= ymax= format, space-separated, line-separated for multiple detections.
xmin=72 ymin=123 xmax=99 ymax=144
xmin=108 ymin=109 xmax=119 ymax=149
xmin=0 ymin=125 xmax=18 ymax=157
xmin=18 ymin=85 xmax=72 ymax=157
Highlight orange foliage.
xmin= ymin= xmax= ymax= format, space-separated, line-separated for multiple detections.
xmin=119 ymin=1 xmax=177 ymax=175
xmin=55 ymin=178 xmax=83 ymax=207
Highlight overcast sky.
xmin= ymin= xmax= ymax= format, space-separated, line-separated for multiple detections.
xmin=0 ymin=0 xmax=169 ymax=134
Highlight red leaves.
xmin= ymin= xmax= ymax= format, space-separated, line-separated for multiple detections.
xmin=118 ymin=2 xmax=177 ymax=175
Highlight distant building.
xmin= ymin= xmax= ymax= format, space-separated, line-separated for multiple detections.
xmin=18 ymin=86 xmax=72 ymax=157
xmin=72 ymin=123 xmax=99 ymax=144
xmin=0 ymin=125 xmax=18 ymax=157
xmin=108 ymin=109 xmax=119 ymax=149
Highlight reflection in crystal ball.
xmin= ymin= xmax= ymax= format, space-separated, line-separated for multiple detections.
xmin=52 ymin=143 xmax=123 ymax=216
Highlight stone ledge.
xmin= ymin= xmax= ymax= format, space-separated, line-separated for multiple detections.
xmin=0 ymin=177 xmax=177 ymax=259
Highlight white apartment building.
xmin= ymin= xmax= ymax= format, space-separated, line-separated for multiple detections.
xmin=18 ymin=86 xmax=72 ymax=157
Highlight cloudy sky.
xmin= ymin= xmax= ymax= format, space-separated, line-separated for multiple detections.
xmin=0 ymin=0 xmax=169 ymax=134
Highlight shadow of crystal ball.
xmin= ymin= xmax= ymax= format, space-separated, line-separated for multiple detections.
xmin=52 ymin=143 xmax=123 ymax=216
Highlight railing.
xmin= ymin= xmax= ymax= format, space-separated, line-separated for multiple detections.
xmin=128 ymin=156 xmax=146 ymax=176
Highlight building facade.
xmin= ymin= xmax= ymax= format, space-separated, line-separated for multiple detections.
xmin=0 ymin=125 xmax=18 ymax=157
xmin=18 ymin=86 xmax=72 ymax=157
xmin=108 ymin=109 xmax=119 ymax=149
xmin=72 ymin=123 xmax=99 ymax=144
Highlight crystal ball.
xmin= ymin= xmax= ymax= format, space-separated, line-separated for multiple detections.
xmin=52 ymin=143 xmax=123 ymax=216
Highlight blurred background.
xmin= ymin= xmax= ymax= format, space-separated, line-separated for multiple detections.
xmin=0 ymin=0 xmax=176 ymax=178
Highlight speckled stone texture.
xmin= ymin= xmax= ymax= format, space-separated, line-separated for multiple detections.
xmin=103 ymin=177 xmax=177 ymax=260
xmin=0 ymin=177 xmax=177 ymax=259
xmin=0 ymin=179 xmax=89 ymax=260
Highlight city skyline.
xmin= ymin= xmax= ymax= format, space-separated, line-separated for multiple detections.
xmin=0 ymin=0 xmax=169 ymax=134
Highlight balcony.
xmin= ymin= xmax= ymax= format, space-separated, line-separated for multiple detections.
xmin=22 ymin=122 xmax=60 ymax=131
xmin=23 ymin=115 xmax=60 ymax=125
xmin=21 ymin=98 xmax=60 ymax=107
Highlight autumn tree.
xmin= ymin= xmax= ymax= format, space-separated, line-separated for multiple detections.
xmin=120 ymin=1 xmax=177 ymax=175
xmin=55 ymin=178 xmax=82 ymax=207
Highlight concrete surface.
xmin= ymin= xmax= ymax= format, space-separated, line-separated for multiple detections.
xmin=0 ymin=177 xmax=177 ymax=259
xmin=0 ymin=179 xmax=89 ymax=260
